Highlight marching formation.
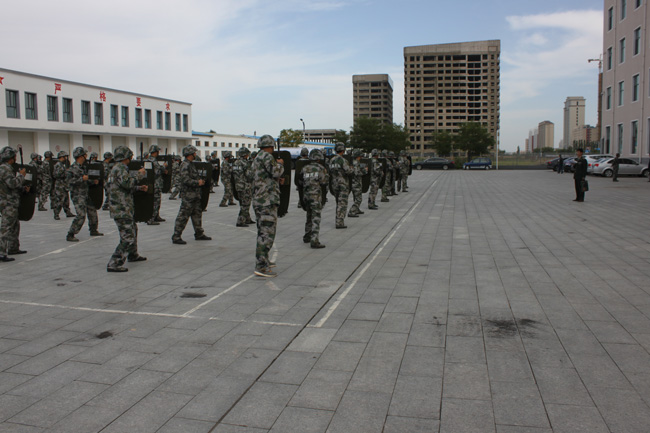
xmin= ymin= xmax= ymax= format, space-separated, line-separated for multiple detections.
xmin=0 ymin=139 xmax=411 ymax=277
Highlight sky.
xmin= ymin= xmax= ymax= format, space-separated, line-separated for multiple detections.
xmin=0 ymin=0 xmax=603 ymax=152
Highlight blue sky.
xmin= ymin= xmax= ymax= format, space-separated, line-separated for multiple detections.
xmin=1 ymin=0 xmax=602 ymax=151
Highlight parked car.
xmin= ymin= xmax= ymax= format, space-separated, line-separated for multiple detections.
xmin=463 ymin=157 xmax=492 ymax=170
xmin=413 ymin=157 xmax=455 ymax=170
xmin=585 ymin=155 xmax=613 ymax=174
xmin=563 ymin=157 xmax=576 ymax=173
xmin=547 ymin=157 xmax=562 ymax=170
xmin=591 ymin=157 xmax=649 ymax=177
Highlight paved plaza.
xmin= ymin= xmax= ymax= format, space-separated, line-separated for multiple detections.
xmin=1 ymin=169 xmax=650 ymax=432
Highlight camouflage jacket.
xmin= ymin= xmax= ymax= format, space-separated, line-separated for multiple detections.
xmin=28 ymin=160 xmax=42 ymax=192
xmin=232 ymin=158 xmax=252 ymax=195
xmin=0 ymin=162 xmax=26 ymax=208
xmin=53 ymin=161 xmax=69 ymax=191
xmin=179 ymin=159 xmax=202 ymax=201
xmin=370 ymin=158 xmax=383 ymax=181
xmin=300 ymin=162 xmax=328 ymax=201
xmin=109 ymin=162 xmax=144 ymax=220
xmin=350 ymin=159 xmax=364 ymax=189
xmin=67 ymin=161 xmax=94 ymax=199
xmin=221 ymin=159 xmax=233 ymax=185
xmin=102 ymin=161 xmax=115 ymax=182
xmin=251 ymin=150 xmax=283 ymax=207
xmin=171 ymin=160 xmax=180 ymax=185
xmin=329 ymin=154 xmax=352 ymax=192
xmin=149 ymin=157 xmax=165 ymax=190
xmin=399 ymin=156 xmax=410 ymax=174
xmin=41 ymin=159 xmax=53 ymax=183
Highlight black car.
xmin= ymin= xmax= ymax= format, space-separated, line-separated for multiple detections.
xmin=413 ymin=157 xmax=455 ymax=170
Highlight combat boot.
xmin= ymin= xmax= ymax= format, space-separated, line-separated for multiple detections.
xmin=154 ymin=216 xmax=166 ymax=222
xmin=107 ymin=266 xmax=128 ymax=272
xmin=0 ymin=255 xmax=15 ymax=262
xmin=38 ymin=205 xmax=47 ymax=211
xmin=53 ymin=214 xmax=61 ymax=220
xmin=90 ymin=231 xmax=104 ymax=236
xmin=146 ymin=220 xmax=160 ymax=225
xmin=311 ymin=242 xmax=326 ymax=249
xmin=195 ymin=234 xmax=212 ymax=241
xmin=66 ymin=234 xmax=79 ymax=242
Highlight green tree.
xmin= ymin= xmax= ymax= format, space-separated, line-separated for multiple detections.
xmin=382 ymin=122 xmax=411 ymax=153
xmin=429 ymin=131 xmax=454 ymax=156
xmin=349 ymin=117 xmax=410 ymax=153
xmin=453 ymin=122 xmax=495 ymax=160
xmin=278 ymin=129 xmax=304 ymax=147
xmin=333 ymin=129 xmax=350 ymax=146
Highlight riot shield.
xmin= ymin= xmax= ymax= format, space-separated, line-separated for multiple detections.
xmin=193 ymin=162 xmax=212 ymax=211
xmin=13 ymin=164 xmax=37 ymax=221
xmin=377 ymin=158 xmax=388 ymax=188
xmin=211 ymin=158 xmax=221 ymax=186
xmin=408 ymin=155 xmax=413 ymax=175
xmin=128 ymin=160 xmax=155 ymax=223
xmin=273 ymin=151 xmax=292 ymax=218
xmin=294 ymin=159 xmax=309 ymax=210
xmin=230 ymin=158 xmax=240 ymax=202
xmin=86 ymin=162 xmax=104 ymax=210
xmin=156 ymin=155 xmax=173 ymax=193
xmin=360 ymin=158 xmax=371 ymax=193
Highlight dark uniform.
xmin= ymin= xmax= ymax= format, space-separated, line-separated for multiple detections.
xmin=299 ymin=149 xmax=328 ymax=248
xmin=573 ymin=151 xmax=588 ymax=202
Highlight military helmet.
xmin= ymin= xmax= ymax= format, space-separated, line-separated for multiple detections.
xmin=251 ymin=151 xmax=258 ymax=159
xmin=0 ymin=146 xmax=17 ymax=162
xmin=257 ymin=135 xmax=275 ymax=149
xmin=57 ymin=150 xmax=69 ymax=159
xmin=388 ymin=151 xmax=395 ymax=157
xmin=241 ymin=147 xmax=251 ymax=157
xmin=73 ymin=147 xmax=87 ymax=159
xmin=371 ymin=149 xmax=379 ymax=157
xmin=89 ymin=152 xmax=99 ymax=160
xmin=309 ymin=149 xmax=324 ymax=161
xmin=149 ymin=144 xmax=161 ymax=154
xmin=44 ymin=151 xmax=53 ymax=158
xmin=381 ymin=149 xmax=388 ymax=156
xmin=335 ymin=144 xmax=345 ymax=153
xmin=223 ymin=150 xmax=232 ymax=158
xmin=30 ymin=152 xmax=39 ymax=160
xmin=182 ymin=145 xmax=197 ymax=157
xmin=300 ymin=147 xmax=309 ymax=157
xmin=103 ymin=152 xmax=113 ymax=159
xmin=237 ymin=148 xmax=247 ymax=158
xmin=211 ymin=151 xmax=218 ymax=157
xmin=352 ymin=149 xmax=361 ymax=158
xmin=113 ymin=146 xmax=133 ymax=162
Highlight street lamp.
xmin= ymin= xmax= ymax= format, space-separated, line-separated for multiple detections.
xmin=300 ymin=118 xmax=305 ymax=143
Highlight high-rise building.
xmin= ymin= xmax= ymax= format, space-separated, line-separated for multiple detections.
xmin=563 ymin=97 xmax=586 ymax=149
xmin=352 ymin=74 xmax=393 ymax=124
xmin=538 ymin=120 xmax=555 ymax=149
xmin=602 ymin=0 xmax=649 ymax=157
xmin=403 ymin=40 xmax=500 ymax=156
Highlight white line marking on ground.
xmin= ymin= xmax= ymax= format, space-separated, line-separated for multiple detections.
xmin=17 ymin=230 xmax=118 ymax=264
xmin=181 ymin=274 xmax=255 ymax=317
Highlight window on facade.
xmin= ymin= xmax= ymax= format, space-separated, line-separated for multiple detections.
xmin=622 ymin=0 xmax=627 ymax=19
xmin=634 ymin=28 xmax=641 ymax=55
xmin=94 ymin=102 xmax=103 ymax=125
xmin=619 ymin=81 xmax=625 ymax=106
xmin=156 ymin=111 xmax=163 ymax=129
xmin=47 ymin=96 xmax=58 ymax=121
xmin=183 ymin=114 xmax=188 ymax=132
xmin=637 ymin=0 xmax=642 ymax=7
xmin=618 ymin=123 xmax=624 ymax=153
xmin=62 ymin=98 xmax=73 ymax=123
xmin=175 ymin=113 xmax=181 ymax=131
xmin=110 ymin=105 xmax=118 ymax=126
xmin=81 ymin=100 xmax=91 ymax=124
xmin=25 ymin=93 xmax=37 ymax=120
xmin=633 ymin=74 xmax=640 ymax=101
xmin=5 ymin=90 xmax=19 ymax=119
xmin=135 ymin=108 xmax=142 ymax=128
xmin=607 ymin=47 xmax=613 ymax=70
xmin=631 ymin=120 xmax=638 ymax=153
xmin=121 ymin=106 xmax=129 ymax=127
xmin=620 ymin=38 xmax=626 ymax=63
xmin=605 ymin=126 xmax=611 ymax=153
xmin=145 ymin=109 xmax=151 ymax=129
xmin=607 ymin=87 xmax=612 ymax=109
xmin=608 ymin=7 xmax=614 ymax=30
xmin=165 ymin=112 xmax=171 ymax=131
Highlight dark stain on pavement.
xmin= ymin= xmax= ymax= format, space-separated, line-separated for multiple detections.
xmin=181 ymin=292 xmax=207 ymax=298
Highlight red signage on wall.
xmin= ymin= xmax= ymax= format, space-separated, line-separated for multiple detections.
xmin=166 ymin=103 xmax=170 ymax=111
xmin=55 ymin=83 xmax=62 ymax=94
xmin=0 ymin=77 xmax=4 ymax=85
xmin=136 ymin=97 xmax=142 ymax=107
xmin=99 ymin=91 xmax=107 ymax=102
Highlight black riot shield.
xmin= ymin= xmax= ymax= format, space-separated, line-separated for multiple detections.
xmin=156 ymin=155 xmax=173 ymax=193
xmin=360 ymin=158 xmax=371 ymax=193
xmin=193 ymin=162 xmax=212 ymax=211
xmin=294 ymin=159 xmax=308 ymax=209
xmin=211 ymin=158 xmax=221 ymax=186
xmin=408 ymin=155 xmax=413 ymax=175
xmin=86 ymin=162 xmax=104 ymax=210
xmin=273 ymin=151 xmax=292 ymax=217
xmin=377 ymin=158 xmax=388 ymax=188
xmin=13 ymin=164 xmax=37 ymax=221
xmin=128 ymin=160 xmax=155 ymax=223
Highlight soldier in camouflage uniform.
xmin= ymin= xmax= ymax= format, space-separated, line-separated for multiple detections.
xmin=329 ymin=144 xmax=353 ymax=229
xmin=27 ymin=153 xmax=44 ymax=211
xmin=380 ymin=149 xmax=392 ymax=202
xmin=296 ymin=147 xmax=309 ymax=209
xmin=101 ymin=152 xmax=114 ymax=210
xmin=89 ymin=152 xmax=99 ymax=163
xmin=66 ymin=147 xmax=103 ymax=242
xmin=219 ymin=151 xmax=235 ymax=207
xmin=106 ymin=146 xmax=148 ymax=272
xmin=40 ymin=151 xmax=54 ymax=211
xmin=397 ymin=150 xmax=410 ymax=192
xmin=348 ymin=149 xmax=365 ymax=218
xmin=147 ymin=144 xmax=167 ymax=225
xmin=233 ymin=148 xmax=254 ymax=227
xmin=168 ymin=156 xmax=181 ymax=200
xmin=368 ymin=149 xmax=382 ymax=210
xmin=0 ymin=147 xmax=30 ymax=261
xmin=389 ymin=151 xmax=399 ymax=195
xmin=52 ymin=151 xmax=75 ymax=220
xmin=251 ymin=135 xmax=284 ymax=277
xmin=299 ymin=149 xmax=328 ymax=248
xmin=171 ymin=145 xmax=212 ymax=244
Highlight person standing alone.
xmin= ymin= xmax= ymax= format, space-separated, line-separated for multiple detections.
xmin=573 ymin=148 xmax=588 ymax=202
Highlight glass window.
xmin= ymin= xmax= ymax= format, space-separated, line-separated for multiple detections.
xmin=81 ymin=100 xmax=91 ymax=124
xmin=607 ymin=87 xmax=612 ymax=109
xmin=94 ymin=102 xmax=103 ymax=125
xmin=618 ymin=123 xmax=624 ymax=153
xmin=619 ymin=81 xmax=625 ymax=106
xmin=156 ymin=111 xmax=163 ymax=130
xmin=632 ymin=121 xmax=638 ymax=153
xmin=5 ymin=90 xmax=19 ymax=119
xmin=175 ymin=113 xmax=181 ymax=131
xmin=47 ymin=95 xmax=58 ymax=121
xmin=183 ymin=114 xmax=188 ymax=132
xmin=620 ymin=38 xmax=626 ymax=63
xmin=110 ymin=105 xmax=118 ymax=126
xmin=608 ymin=7 xmax=614 ymax=30
xmin=605 ymin=126 xmax=611 ymax=153
xmin=634 ymin=28 xmax=641 ymax=55
xmin=637 ymin=0 xmax=643 ymax=7
xmin=633 ymin=74 xmax=640 ymax=101
xmin=25 ymin=92 xmax=37 ymax=120
xmin=622 ymin=0 xmax=627 ymax=19
xmin=135 ymin=108 xmax=142 ymax=128
xmin=145 ymin=109 xmax=151 ymax=129
xmin=62 ymin=98 xmax=73 ymax=123
xmin=607 ymin=47 xmax=613 ymax=70
xmin=121 ymin=106 xmax=129 ymax=127
xmin=165 ymin=112 xmax=171 ymax=130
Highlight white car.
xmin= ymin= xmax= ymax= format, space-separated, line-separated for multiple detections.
xmin=585 ymin=155 xmax=613 ymax=173
xmin=591 ymin=157 xmax=649 ymax=177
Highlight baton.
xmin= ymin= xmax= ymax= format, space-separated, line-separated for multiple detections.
xmin=140 ymin=142 xmax=144 ymax=161
xmin=18 ymin=144 xmax=24 ymax=166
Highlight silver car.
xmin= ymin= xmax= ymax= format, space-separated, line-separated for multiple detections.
xmin=585 ymin=155 xmax=613 ymax=173
xmin=591 ymin=157 xmax=649 ymax=177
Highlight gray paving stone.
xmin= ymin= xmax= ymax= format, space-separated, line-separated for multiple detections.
xmin=383 ymin=416 xmax=440 ymax=433
xmin=443 ymin=362 xmax=491 ymax=400
xmin=486 ymin=350 xmax=534 ymax=383
xmin=325 ymin=390 xmax=391 ymax=433
xmin=589 ymin=386 xmax=650 ymax=432
xmin=221 ymin=382 xmax=297 ymax=429
xmin=445 ymin=336 xmax=486 ymax=364
xmin=331 ymin=320 xmax=377 ymax=343
xmin=348 ymin=332 xmax=407 ymax=393
xmin=545 ymin=404 xmax=610 ymax=433
xmin=0 ymin=395 xmax=39 ymax=423
xmin=532 ymin=366 xmax=593 ymax=406
xmin=269 ymin=406 xmax=333 ymax=433
xmin=157 ymin=417 xmax=215 ymax=433
xmin=287 ymin=328 xmax=337 ymax=353
xmin=7 ymin=361 xmax=94 ymax=398
xmin=213 ymin=424 xmax=268 ymax=433
xmin=0 ymin=422 xmax=45 ymax=432
xmin=85 ymin=369 xmax=172 ymax=411
xmin=313 ymin=341 xmax=366 ymax=372
xmin=388 ymin=375 xmax=441 ymax=419
xmin=288 ymin=369 xmax=351 ymax=411
xmin=440 ymin=398 xmax=495 ymax=433
xmin=260 ymin=350 xmax=319 ymax=385
xmin=490 ymin=381 xmax=550 ymax=428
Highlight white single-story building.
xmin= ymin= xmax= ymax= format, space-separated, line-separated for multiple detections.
xmin=192 ymin=131 xmax=259 ymax=159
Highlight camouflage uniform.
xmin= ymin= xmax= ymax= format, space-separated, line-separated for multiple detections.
xmin=299 ymin=154 xmax=328 ymax=246
xmin=329 ymin=153 xmax=352 ymax=227
xmin=220 ymin=154 xmax=235 ymax=206
xmin=147 ymin=152 xmax=166 ymax=224
xmin=102 ymin=155 xmax=114 ymax=210
xmin=348 ymin=156 xmax=365 ymax=217
xmin=52 ymin=158 xmax=74 ymax=219
xmin=66 ymin=160 xmax=100 ymax=237
xmin=390 ymin=154 xmax=399 ymax=195
xmin=381 ymin=155 xmax=392 ymax=201
xmin=40 ymin=157 xmax=53 ymax=210
xmin=172 ymin=157 xmax=206 ymax=241
xmin=398 ymin=153 xmax=410 ymax=191
xmin=169 ymin=158 xmax=181 ymax=199
xmin=28 ymin=156 xmax=44 ymax=211
xmin=368 ymin=154 xmax=383 ymax=209
xmin=252 ymin=145 xmax=283 ymax=272
xmin=232 ymin=152 xmax=253 ymax=226
xmin=107 ymin=153 xmax=146 ymax=270
xmin=0 ymin=157 xmax=26 ymax=257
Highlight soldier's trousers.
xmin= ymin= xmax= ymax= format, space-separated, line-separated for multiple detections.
xmin=253 ymin=205 xmax=277 ymax=270
xmin=172 ymin=198 xmax=204 ymax=240
xmin=381 ymin=174 xmax=392 ymax=198
xmin=149 ymin=188 xmax=162 ymax=221
xmin=368 ymin=179 xmax=379 ymax=206
xmin=220 ymin=181 xmax=234 ymax=205
xmin=52 ymin=187 xmax=71 ymax=216
xmin=102 ymin=184 xmax=111 ymax=208
xmin=304 ymin=198 xmax=322 ymax=244
xmin=402 ymin=174 xmax=409 ymax=190
xmin=169 ymin=181 xmax=180 ymax=199
xmin=0 ymin=202 xmax=20 ymax=255
xmin=237 ymin=192 xmax=252 ymax=225
xmin=107 ymin=218 xmax=138 ymax=268
xmin=69 ymin=195 xmax=98 ymax=235
xmin=349 ymin=183 xmax=362 ymax=215
xmin=40 ymin=181 xmax=51 ymax=208
xmin=333 ymin=187 xmax=349 ymax=226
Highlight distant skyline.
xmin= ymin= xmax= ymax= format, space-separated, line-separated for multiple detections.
xmin=0 ymin=0 xmax=602 ymax=152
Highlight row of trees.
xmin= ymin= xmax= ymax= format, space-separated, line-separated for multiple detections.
xmin=429 ymin=122 xmax=495 ymax=160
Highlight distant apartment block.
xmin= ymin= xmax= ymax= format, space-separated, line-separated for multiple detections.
xmin=538 ymin=120 xmax=555 ymax=149
xmin=352 ymin=74 xmax=393 ymax=124
xmin=303 ymin=129 xmax=337 ymax=144
xmin=403 ymin=40 xmax=500 ymax=155
xmin=563 ymin=97 xmax=586 ymax=149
